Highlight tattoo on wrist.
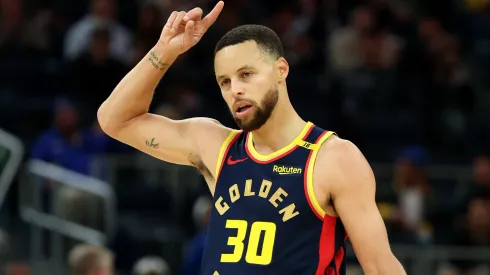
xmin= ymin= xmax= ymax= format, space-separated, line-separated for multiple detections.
xmin=148 ymin=51 xmax=170 ymax=71
xmin=145 ymin=138 xmax=160 ymax=149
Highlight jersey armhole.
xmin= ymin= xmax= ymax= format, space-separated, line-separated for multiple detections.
xmin=304 ymin=131 xmax=336 ymax=220
xmin=214 ymin=130 xmax=242 ymax=181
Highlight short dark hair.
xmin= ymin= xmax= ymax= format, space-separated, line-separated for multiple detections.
xmin=214 ymin=24 xmax=284 ymax=59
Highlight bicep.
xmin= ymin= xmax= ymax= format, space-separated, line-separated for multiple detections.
xmin=334 ymin=186 xmax=392 ymax=265
xmin=108 ymin=114 xmax=217 ymax=166
xmin=329 ymin=141 xmax=397 ymax=272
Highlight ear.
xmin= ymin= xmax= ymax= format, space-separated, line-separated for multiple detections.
xmin=275 ymin=57 xmax=289 ymax=83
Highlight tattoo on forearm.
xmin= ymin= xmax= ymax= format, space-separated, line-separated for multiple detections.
xmin=145 ymin=138 xmax=160 ymax=149
xmin=148 ymin=51 xmax=170 ymax=71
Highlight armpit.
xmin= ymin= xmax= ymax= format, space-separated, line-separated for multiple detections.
xmin=189 ymin=153 xmax=214 ymax=183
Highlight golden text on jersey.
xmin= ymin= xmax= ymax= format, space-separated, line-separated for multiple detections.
xmin=200 ymin=123 xmax=347 ymax=275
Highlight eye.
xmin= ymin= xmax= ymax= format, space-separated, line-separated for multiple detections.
xmin=242 ymin=71 xmax=253 ymax=78
xmin=220 ymin=79 xmax=230 ymax=86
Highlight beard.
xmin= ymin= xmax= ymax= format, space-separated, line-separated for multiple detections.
xmin=231 ymin=86 xmax=279 ymax=132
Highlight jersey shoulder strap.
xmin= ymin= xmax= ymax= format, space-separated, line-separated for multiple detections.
xmin=303 ymin=125 xmax=337 ymax=219
xmin=295 ymin=124 xmax=336 ymax=151
xmin=215 ymin=129 xmax=243 ymax=180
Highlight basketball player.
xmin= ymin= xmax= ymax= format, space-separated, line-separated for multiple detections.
xmin=98 ymin=2 xmax=406 ymax=274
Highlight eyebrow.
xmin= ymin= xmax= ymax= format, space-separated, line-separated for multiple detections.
xmin=216 ymin=65 xmax=254 ymax=81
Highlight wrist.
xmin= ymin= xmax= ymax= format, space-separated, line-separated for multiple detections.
xmin=146 ymin=44 xmax=177 ymax=72
xmin=152 ymin=43 xmax=179 ymax=63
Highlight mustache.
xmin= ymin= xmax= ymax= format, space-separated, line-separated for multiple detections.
xmin=233 ymin=99 xmax=256 ymax=105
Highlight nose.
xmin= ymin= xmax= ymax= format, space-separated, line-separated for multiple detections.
xmin=231 ymin=79 xmax=245 ymax=98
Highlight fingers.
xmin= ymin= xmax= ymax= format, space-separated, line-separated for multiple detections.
xmin=201 ymin=1 xmax=224 ymax=29
xmin=184 ymin=7 xmax=203 ymax=22
xmin=172 ymin=11 xmax=187 ymax=30
xmin=165 ymin=1 xmax=223 ymax=35
xmin=165 ymin=11 xmax=178 ymax=29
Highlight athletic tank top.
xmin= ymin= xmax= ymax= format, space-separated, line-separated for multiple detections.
xmin=200 ymin=122 xmax=347 ymax=275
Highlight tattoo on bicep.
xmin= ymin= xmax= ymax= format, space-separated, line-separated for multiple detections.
xmin=145 ymin=138 xmax=159 ymax=149
xmin=148 ymin=51 xmax=170 ymax=71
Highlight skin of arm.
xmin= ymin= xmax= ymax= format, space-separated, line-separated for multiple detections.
xmin=319 ymin=138 xmax=407 ymax=275
xmin=97 ymin=4 xmax=228 ymax=171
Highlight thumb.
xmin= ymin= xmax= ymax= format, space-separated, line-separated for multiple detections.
xmin=183 ymin=20 xmax=196 ymax=46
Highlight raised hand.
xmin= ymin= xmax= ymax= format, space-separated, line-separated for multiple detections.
xmin=159 ymin=1 xmax=224 ymax=56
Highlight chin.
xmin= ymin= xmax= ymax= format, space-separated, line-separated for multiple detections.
xmin=236 ymin=118 xmax=266 ymax=132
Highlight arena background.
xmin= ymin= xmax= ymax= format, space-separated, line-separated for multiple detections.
xmin=0 ymin=0 xmax=490 ymax=274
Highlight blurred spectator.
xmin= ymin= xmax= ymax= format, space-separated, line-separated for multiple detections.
xmin=0 ymin=0 xmax=52 ymax=54
xmin=82 ymin=121 xmax=125 ymax=155
xmin=380 ymin=146 xmax=433 ymax=244
xmin=133 ymin=256 xmax=171 ymax=275
xmin=455 ymin=153 xmax=490 ymax=218
xmin=436 ymin=265 xmax=460 ymax=275
xmin=31 ymin=98 xmax=91 ymax=175
xmin=54 ymin=186 xmax=103 ymax=230
xmin=161 ymin=82 xmax=203 ymax=118
xmin=133 ymin=1 xmax=163 ymax=51
xmin=68 ymin=24 xmax=129 ymax=105
xmin=329 ymin=6 xmax=373 ymax=74
xmin=180 ymin=195 xmax=211 ymax=275
xmin=450 ymin=194 xmax=490 ymax=274
xmin=154 ymin=104 xmax=182 ymax=120
xmin=31 ymin=97 xmax=118 ymax=174
xmin=31 ymin=98 xmax=108 ymax=230
xmin=68 ymin=244 xmax=114 ymax=275
xmin=394 ymin=146 xmax=430 ymax=231
xmin=473 ymin=154 xmax=490 ymax=190
xmin=63 ymin=0 xmax=132 ymax=64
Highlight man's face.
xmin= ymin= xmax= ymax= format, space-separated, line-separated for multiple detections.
xmin=214 ymin=41 xmax=279 ymax=131
xmin=467 ymin=199 xmax=490 ymax=231
xmin=91 ymin=0 xmax=115 ymax=19
xmin=55 ymin=104 xmax=79 ymax=135
xmin=473 ymin=156 xmax=490 ymax=184
xmin=93 ymin=262 xmax=113 ymax=275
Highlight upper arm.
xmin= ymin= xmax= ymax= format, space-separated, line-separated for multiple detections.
xmin=101 ymin=113 xmax=228 ymax=166
xmin=324 ymin=140 xmax=405 ymax=274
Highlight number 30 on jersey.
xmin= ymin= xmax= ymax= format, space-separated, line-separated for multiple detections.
xmin=220 ymin=219 xmax=276 ymax=265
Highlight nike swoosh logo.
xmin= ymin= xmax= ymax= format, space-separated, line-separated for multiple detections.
xmin=227 ymin=156 xmax=248 ymax=165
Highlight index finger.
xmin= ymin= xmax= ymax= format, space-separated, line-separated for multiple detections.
xmin=201 ymin=1 xmax=224 ymax=29
xmin=184 ymin=7 xmax=203 ymax=22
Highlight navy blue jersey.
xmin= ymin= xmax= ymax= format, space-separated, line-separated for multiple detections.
xmin=201 ymin=122 xmax=347 ymax=275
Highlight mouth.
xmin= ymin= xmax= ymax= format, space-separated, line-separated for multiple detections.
xmin=234 ymin=102 xmax=253 ymax=117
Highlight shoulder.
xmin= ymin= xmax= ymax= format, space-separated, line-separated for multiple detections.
xmin=189 ymin=118 xmax=240 ymax=172
xmin=317 ymin=135 xmax=366 ymax=164
xmin=316 ymin=135 xmax=375 ymax=193
xmin=188 ymin=117 xmax=237 ymax=143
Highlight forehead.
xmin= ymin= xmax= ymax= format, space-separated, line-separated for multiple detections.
xmin=214 ymin=41 xmax=270 ymax=76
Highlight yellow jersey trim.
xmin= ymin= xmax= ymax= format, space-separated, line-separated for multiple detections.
xmin=215 ymin=130 xmax=241 ymax=180
xmin=246 ymin=121 xmax=314 ymax=162
xmin=305 ymin=131 xmax=336 ymax=219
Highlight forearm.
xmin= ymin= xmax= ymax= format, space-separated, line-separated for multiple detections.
xmin=98 ymin=43 xmax=178 ymax=129
xmin=364 ymin=255 xmax=406 ymax=275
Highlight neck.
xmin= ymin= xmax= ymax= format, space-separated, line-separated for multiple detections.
xmin=251 ymin=97 xmax=306 ymax=153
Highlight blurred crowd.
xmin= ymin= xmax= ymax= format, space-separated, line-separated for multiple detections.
xmin=0 ymin=0 xmax=490 ymax=274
